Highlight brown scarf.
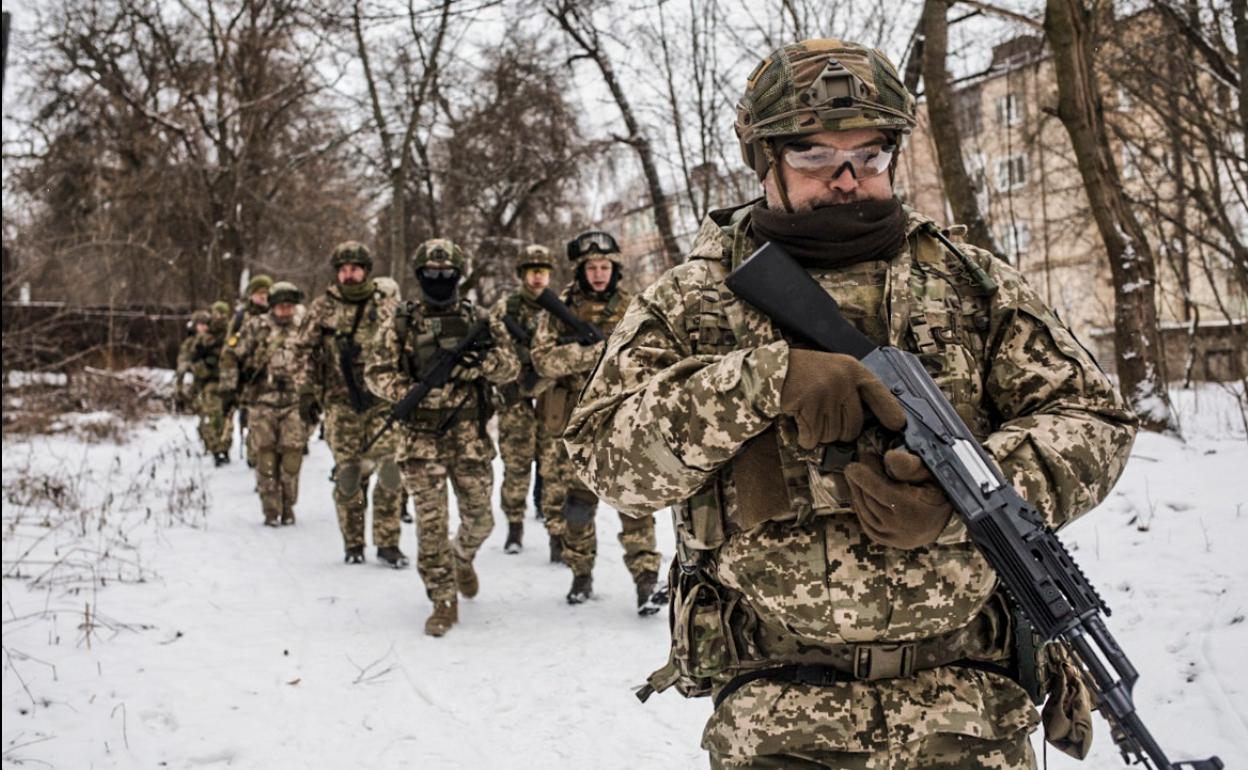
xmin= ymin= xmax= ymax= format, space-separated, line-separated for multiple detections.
xmin=750 ymin=197 xmax=907 ymax=268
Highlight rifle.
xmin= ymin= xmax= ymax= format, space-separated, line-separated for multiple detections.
xmin=337 ymin=302 xmax=376 ymax=413
xmin=535 ymin=289 xmax=603 ymax=346
xmin=725 ymin=242 xmax=1221 ymax=770
xmin=501 ymin=313 xmax=540 ymax=392
xmin=360 ymin=319 xmax=492 ymax=455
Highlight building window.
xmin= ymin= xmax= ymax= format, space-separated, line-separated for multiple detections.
xmin=995 ymin=154 xmax=1028 ymax=191
xmin=1000 ymin=222 xmax=1030 ymax=261
xmin=957 ymin=91 xmax=983 ymax=137
xmin=995 ymin=92 xmax=1023 ymax=126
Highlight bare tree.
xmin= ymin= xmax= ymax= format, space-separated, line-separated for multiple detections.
xmin=1045 ymin=0 xmax=1176 ymax=431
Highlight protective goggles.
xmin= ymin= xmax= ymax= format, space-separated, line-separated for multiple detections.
xmin=418 ymin=267 xmax=459 ymax=280
xmin=567 ymin=231 xmax=619 ymax=260
xmin=780 ymin=141 xmax=896 ymax=181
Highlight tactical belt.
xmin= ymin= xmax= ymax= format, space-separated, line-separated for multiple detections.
xmin=712 ymin=634 xmax=1010 ymax=709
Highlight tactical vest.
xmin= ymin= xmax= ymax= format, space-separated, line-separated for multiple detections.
xmin=538 ymin=286 xmax=628 ymax=434
xmin=642 ymin=209 xmax=1024 ymax=702
xmin=395 ymin=299 xmax=492 ymax=434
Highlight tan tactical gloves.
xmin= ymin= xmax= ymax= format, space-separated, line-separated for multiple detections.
xmin=845 ymin=448 xmax=953 ymax=549
xmin=779 ymin=349 xmax=907 ymax=449
xmin=777 ymin=348 xmax=953 ymax=549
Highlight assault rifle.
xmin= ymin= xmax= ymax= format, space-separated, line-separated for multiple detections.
xmin=501 ymin=314 xmax=540 ymax=392
xmin=359 ymin=320 xmax=492 ymax=454
xmin=535 ymin=289 xmax=603 ymax=346
xmin=725 ymin=241 xmax=1221 ymax=770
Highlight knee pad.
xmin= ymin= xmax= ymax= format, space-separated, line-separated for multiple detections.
xmin=375 ymin=457 xmax=403 ymax=494
xmin=335 ymin=462 xmax=364 ymax=498
xmin=562 ymin=490 xmax=597 ymax=526
xmin=256 ymin=451 xmax=279 ymax=478
xmin=280 ymin=450 xmax=302 ymax=476
xmin=619 ymin=514 xmax=653 ymax=535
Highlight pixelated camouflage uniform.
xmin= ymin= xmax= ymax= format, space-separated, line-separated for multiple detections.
xmin=226 ymin=299 xmax=270 ymax=464
xmin=296 ymin=279 xmax=404 ymax=551
xmin=364 ymin=299 xmax=519 ymax=602
xmin=564 ymin=204 xmax=1138 ymax=768
xmin=490 ymin=289 xmax=549 ymax=525
xmin=221 ymin=306 xmax=309 ymax=524
xmin=190 ymin=319 xmax=232 ymax=456
xmin=531 ymin=283 xmax=661 ymax=582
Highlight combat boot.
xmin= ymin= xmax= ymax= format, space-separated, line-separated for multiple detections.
xmin=549 ymin=534 xmax=564 ymax=564
xmin=344 ymin=545 xmax=365 ymax=564
xmin=263 ymin=511 xmax=280 ymax=527
xmin=424 ymin=599 xmax=458 ymax=637
xmin=281 ymin=510 xmax=295 ymax=526
xmin=635 ymin=570 xmax=668 ymax=617
xmin=566 ymin=573 xmax=593 ymax=605
xmin=455 ymin=555 xmax=479 ymax=598
xmin=213 ymin=452 xmax=229 ymax=467
xmin=504 ymin=522 xmax=523 ymax=554
xmin=377 ymin=545 xmax=409 ymax=569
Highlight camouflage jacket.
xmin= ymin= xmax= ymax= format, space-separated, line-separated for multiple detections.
xmin=219 ymin=307 xmax=307 ymax=409
xmin=295 ymin=279 xmax=399 ymax=409
xmin=490 ymin=288 xmax=551 ymax=398
xmin=363 ymin=297 xmax=519 ymax=430
xmin=175 ymin=334 xmax=196 ymax=390
xmin=564 ymin=203 xmax=1137 ymax=741
xmin=188 ymin=325 xmax=227 ymax=386
xmin=531 ymin=283 xmax=631 ymax=431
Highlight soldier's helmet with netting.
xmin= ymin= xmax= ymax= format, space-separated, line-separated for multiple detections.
xmin=268 ymin=281 xmax=303 ymax=306
xmin=411 ymin=238 xmax=466 ymax=272
xmin=192 ymin=310 xmax=212 ymax=326
xmin=331 ymin=241 xmax=373 ymax=271
xmin=515 ymin=244 xmax=555 ymax=277
xmin=735 ymin=38 xmax=916 ymax=180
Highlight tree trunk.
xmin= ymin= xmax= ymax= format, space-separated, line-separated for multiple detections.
xmin=1045 ymin=0 xmax=1175 ymax=432
xmin=919 ymin=0 xmax=1001 ymax=255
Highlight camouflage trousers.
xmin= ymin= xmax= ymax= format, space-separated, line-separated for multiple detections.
xmin=246 ymin=403 xmax=306 ymax=523
xmin=705 ymin=671 xmax=1038 ymax=770
xmin=324 ymin=403 xmax=402 ymax=551
xmin=195 ymin=383 xmax=233 ymax=455
xmin=541 ymin=437 xmax=659 ymax=581
xmin=399 ymin=419 xmax=496 ymax=603
xmin=497 ymin=396 xmax=538 ymax=524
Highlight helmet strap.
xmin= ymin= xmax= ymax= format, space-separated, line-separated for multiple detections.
xmin=763 ymin=141 xmax=795 ymax=214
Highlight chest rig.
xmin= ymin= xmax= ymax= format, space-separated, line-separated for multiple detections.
xmin=395 ymin=299 xmax=491 ymax=435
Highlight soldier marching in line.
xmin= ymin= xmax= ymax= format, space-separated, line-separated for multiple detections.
xmin=174 ymin=309 xmax=206 ymax=416
xmin=364 ymin=239 xmax=519 ymax=637
xmin=186 ymin=301 xmax=234 ymax=465
xmin=490 ymin=244 xmax=557 ymax=555
xmin=565 ymin=38 xmax=1137 ymax=769
xmin=531 ymin=231 xmax=664 ymax=614
xmin=295 ymin=241 xmax=408 ymax=567
xmin=220 ymin=281 xmax=312 ymax=527
xmin=227 ymin=275 xmax=273 ymax=468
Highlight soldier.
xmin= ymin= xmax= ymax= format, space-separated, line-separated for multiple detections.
xmin=220 ymin=281 xmax=310 ymax=527
xmin=563 ymin=39 xmax=1138 ymax=769
xmin=189 ymin=303 xmax=232 ymax=465
xmin=174 ymin=310 xmax=206 ymax=414
xmin=530 ymin=231 xmax=662 ymax=612
xmin=296 ymin=241 xmax=408 ymax=567
xmin=490 ymin=244 xmax=556 ymax=554
xmin=228 ymin=275 xmax=272 ymax=467
xmin=364 ymin=239 xmax=518 ymax=637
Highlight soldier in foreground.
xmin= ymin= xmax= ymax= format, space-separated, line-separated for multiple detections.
xmin=531 ymin=231 xmax=662 ymax=612
xmin=490 ymin=244 xmax=555 ymax=554
xmin=221 ymin=281 xmax=310 ymax=526
xmin=564 ymin=39 xmax=1137 ymax=768
xmin=364 ymin=239 xmax=518 ymax=637
xmin=296 ymin=241 xmax=407 ymax=567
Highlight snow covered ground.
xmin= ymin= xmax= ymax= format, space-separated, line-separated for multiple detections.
xmin=3 ymin=385 xmax=1246 ymax=769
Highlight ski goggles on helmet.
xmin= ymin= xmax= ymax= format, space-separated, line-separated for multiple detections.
xmin=567 ymin=231 xmax=619 ymax=260
xmin=780 ymin=140 xmax=896 ymax=181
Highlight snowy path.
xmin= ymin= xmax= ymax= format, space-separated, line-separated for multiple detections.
xmin=3 ymin=387 xmax=1247 ymax=768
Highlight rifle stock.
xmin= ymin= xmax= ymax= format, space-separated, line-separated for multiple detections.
xmin=725 ymin=241 xmax=1221 ymax=770
xmin=535 ymin=289 xmax=603 ymax=345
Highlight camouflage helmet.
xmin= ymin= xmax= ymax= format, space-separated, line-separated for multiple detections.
xmin=210 ymin=300 xmax=231 ymax=317
xmin=735 ymin=39 xmax=916 ymax=180
xmin=245 ymin=274 xmax=273 ymax=297
xmin=268 ymin=281 xmax=303 ymax=306
xmin=331 ymin=240 xmax=373 ymax=271
xmin=515 ymin=244 xmax=555 ymax=277
xmin=191 ymin=310 xmax=212 ymax=326
xmin=411 ymin=238 xmax=466 ymax=271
